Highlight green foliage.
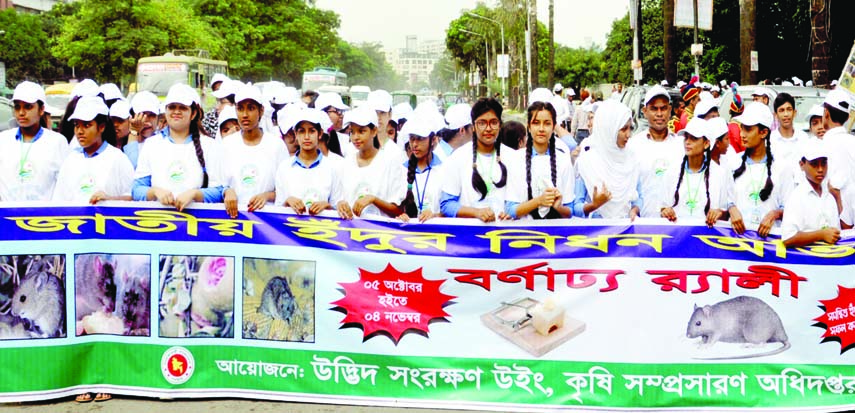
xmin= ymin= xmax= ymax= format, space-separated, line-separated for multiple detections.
xmin=332 ymin=42 xmax=404 ymax=91
xmin=553 ymin=46 xmax=605 ymax=91
xmin=0 ymin=9 xmax=56 ymax=85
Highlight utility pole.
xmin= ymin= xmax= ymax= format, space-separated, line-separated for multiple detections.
xmin=739 ymin=0 xmax=757 ymax=85
xmin=529 ymin=0 xmax=539 ymax=89
xmin=548 ymin=0 xmax=554 ymax=88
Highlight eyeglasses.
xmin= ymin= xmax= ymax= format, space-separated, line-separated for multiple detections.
xmin=325 ymin=109 xmax=341 ymax=115
xmin=475 ymin=119 xmax=501 ymax=130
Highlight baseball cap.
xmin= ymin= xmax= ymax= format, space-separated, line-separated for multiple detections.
xmin=808 ymin=104 xmax=825 ymax=119
xmin=677 ymin=117 xmax=708 ymax=138
xmin=276 ymin=103 xmax=308 ymax=135
xmin=315 ymin=92 xmax=350 ymax=111
xmin=292 ymin=108 xmax=332 ymax=132
xmin=164 ymin=84 xmax=200 ymax=106
xmin=445 ymin=103 xmax=472 ymax=130
xmin=130 ymin=91 xmax=159 ymax=115
xmin=802 ymin=141 xmax=829 ymax=161
xmin=210 ymin=73 xmax=229 ymax=88
xmin=217 ymin=105 xmax=238 ymax=127
xmin=68 ymin=96 xmax=109 ymax=121
xmin=400 ymin=114 xmax=435 ymax=139
xmin=234 ymin=84 xmax=264 ymax=106
xmin=109 ymin=99 xmax=131 ymax=119
xmin=643 ymin=85 xmax=670 ymax=106
xmin=212 ymin=79 xmax=241 ymax=99
xmin=367 ymin=90 xmax=393 ymax=112
xmin=751 ymin=87 xmax=773 ymax=99
xmin=392 ymin=102 xmax=413 ymax=123
xmin=694 ymin=98 xmax=720 ymax=118
xmin=660 ymin=80 xmax=669 ymax=86
xmin=733 ymin=102 xmax=774 ymax=128
xmin=529 ymin=88 xmax=553 ymax=105
xmin=553 ymin=83 xmax=564 ymax=93
xmin=71 ymin=79 xmax=99 ymax=98
xmin=823 ymin=88 xmax=852 ymax=113
xmin=566 ymin=88 xmax=576 ymax=97
xmin=706 ymin=117 xmax=729 ymax=140
xmin=271 ymin=86 xmax=299 ymax=105
xmin=341 ymin=106 xmax=379 ymax=131
xmin=99 ymin=83 xmax=124 ymax=101
xmin=12 ymin=81 xmax=46 ymax=104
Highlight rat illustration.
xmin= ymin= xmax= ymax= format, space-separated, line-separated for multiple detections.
xmin=257 ymin=276 xmax=297 ymax=323
xmin=686 ymin=296 xmax=790 ymax=359
xmin=11 ymin=270 xmax=65 ymax=338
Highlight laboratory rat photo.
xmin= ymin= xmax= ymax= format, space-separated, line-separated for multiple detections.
xmin=0 ymin=255 xmax=66 ymax=339
xmin=75 ymin=254 xmax=151 ymax=336
xmin=242 ymin=257 xmax=315 ymax=343
xmin=686 ymin=295 xmax=791 ymax=359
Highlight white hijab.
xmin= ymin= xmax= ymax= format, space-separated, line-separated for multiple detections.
xmin=577 ymin=99 xmax=639 ymax=218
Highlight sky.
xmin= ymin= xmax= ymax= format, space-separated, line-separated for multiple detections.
xmin=314 ymin=0 xmax=630 ymax=51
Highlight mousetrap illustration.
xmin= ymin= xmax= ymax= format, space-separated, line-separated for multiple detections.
xmin=480 ymin=297 xmax=585 ymax=357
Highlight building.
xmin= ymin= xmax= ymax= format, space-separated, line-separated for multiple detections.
xmin=1 ymin=0 xmax=70 ymax=13
xmin=385 ymin=36 xmax=445 ymax=90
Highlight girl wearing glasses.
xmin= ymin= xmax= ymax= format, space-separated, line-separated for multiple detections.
xmin=131 ymin=84 xmax=224 ymax=211
xmin=440 ymin=98 xmax=512 ymax=223
xmin=572 ymin=100 xmax=642 ymax=219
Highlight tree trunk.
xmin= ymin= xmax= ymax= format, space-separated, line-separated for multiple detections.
xmin=664 ymin=0 xmax=677 ymax=84
xmin=739 ymin=0 xmax=757 ymax=85
xmin=548 ymin=0 xmax=554 ymax=88
xmin=811 ymin=0 xmax=831 ymax=88
xmin=530 ymin=0 xmax=539 ymax=88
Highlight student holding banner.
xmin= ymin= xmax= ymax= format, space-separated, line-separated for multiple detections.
xmin=396 ymin=114 xmax=445 ymax=223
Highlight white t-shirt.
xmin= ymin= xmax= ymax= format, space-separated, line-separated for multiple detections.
xmin=823 ymin=126 xmax=855 ymax=191
xmin=663 ymin=161 xmax=730 ymax=219
xmin=627 ymin=131 xmax=685 ymax=218
xmin=404 ymin=159 xmax=446 ymax=215
xmin=134 ymin=132 xmax=223 ymax=196
xmin=442 ymin=142 xmax=514 ymax=214
xmin=52 ymin=144 xmax=134 ymax=203
xmin=340 ymin=150 xmax=407 ymax=218
xmin=380 ymin=138 xmax=406 ymax=165
xmin=731 ymin=158 xmax=793 ymax=231
xmin=781 ymin=179 xmax=840 ymax=241
xmin=0 ymin=127 xmax=70 ymax=201
xmin=506 ymin=147 xmax=575 ymax=220
xmin=770 ymin=128 xmax=809 ymax=183
xmin=274 ymin=153 xmax=343 ymax=208
xmin=220 ymin=132 xmax=287 ymax=205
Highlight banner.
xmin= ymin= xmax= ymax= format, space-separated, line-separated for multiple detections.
xmin=1 ymin=203 xmax=854 ymax=412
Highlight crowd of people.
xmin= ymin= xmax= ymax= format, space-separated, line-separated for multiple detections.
xmin=1 ymin=75 xmax=852 ymax=251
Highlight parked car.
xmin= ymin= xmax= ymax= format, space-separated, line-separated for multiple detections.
xmin=0 ymin=97 xmax=13 ymax=132
xmin=717 ymin=85 xmax=827 ymax=132
xmin=620 ymin=85 xmax=683 ymax=135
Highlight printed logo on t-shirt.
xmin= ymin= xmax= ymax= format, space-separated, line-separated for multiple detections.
xmin=240 ymin=164 xmax=258 ymax=187
xmin=78 ymin=175 xmax=96 ymax=195
xmin=303 ymin=188 xmax=321 ymax=206
xmin=168 ymin=161 xmax=186 ymax=184
xmin=653 ymin=158 xmax=668 ymax=177
xmin=354 ymin=182 xmax=372 ymax=200
xmin=18 ymin=161 xmax=34 ymax=183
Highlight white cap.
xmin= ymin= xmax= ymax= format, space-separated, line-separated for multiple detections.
xmin=823 ymin=88 xmax=852 ymax=113
xmin=660 ymin=80 xmax=669 ymax=86
xmin=234 ymin=84 xmax=264 ymax=106
xmin=643 ymin=85 xmax=670 ymax=105
xmin=271 ymin=86 xmax=299 ymax=105
xmin=751 ymin=87 xmax=773 ymax=99
xmin=212 ymin=79 xmax=241 ymax=99
xmin=733 ymin=102 xmax=774 ymax=128
xmin=367 ymin=90 xmax=393 ymax=112
xmin=130 ymin=91 xmax=160 ymax=115
xmin=792 ymin=76 xmax=804 ymax=86
xmin=71 ymin=79 xmax=99 ymax=98
xmin=98 ymin=83 xmax=122 ymax=101
xmin=529 ymin=88 xmax=553 ymax=105
xmin=566 ymin=87 xmax=576 ymax=97
xmin=677 ymin=117 xmax=708 ymax=138
xmin=806 ymin=80 xmax=814 ymax=87
xmin=341 ymin=106 xmax=379 ymax=130
xmin=210 ymin=73 xmax=229 ymax=88
xmin=109 ymin=99 xmax=131 ymax=119
xmin=276 ymin=102 xmax=308 ymax=135
xmin=553 ymin=83 xmax=564 ymax=93
xmin=217 ymin=105 xmax=237 ymax=127
xmin=676 ymin=80 xmax=687 ymax=89
xmin=699 ymin=91 xmax=714 ymax=101
xmin=68 ymin=96 xmax=109 ymax=121
xmin=694 ymin=98 xmax=720 ymax=118
xmin=802 ymin=140 xmax=829 ymax=161
xmin=781 ymin=81 xmax=794 ymax=87
xmin=719 ymin=79 xmax=728 ymax=87
xmin=413 ymin=101 xmax=446 ymax=133
xmin=392 ymin=102 xmax=413 ymax=122
xmin=292 ymin=108 xmax=332 ymax=133
xmin=706 ymin=117 xmax=729 ymax=139
xmin=808 ymin=103 xmax=825 ymax=119
xmin=400 ymin=114 xmax=435 ymax=138
xmin=165 ymin=83 xmax=200 ymax=106
xmin=12 ymin=81 xmax=46 ymax=104
xmin=43 ymin=104 xmax=62 ymax=115
xmin=444 ymin=103 xmax=472 ymax=129
xmin=831 ymin=80 xmax=839 ymax=86
xmin=711 ymin=85 xmax=721 ymax=93
xmin=315 ymin=92 xmax=349 ymax=111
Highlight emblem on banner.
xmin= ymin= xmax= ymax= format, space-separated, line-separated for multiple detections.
xmin=161 ymin=346 xmax=195 ymax=384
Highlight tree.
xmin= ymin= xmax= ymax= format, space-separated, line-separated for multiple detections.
xmin=553 ymin=45 xmax=605 ymax=91
xmin=0 ymin=9 xmax=56 ymax=85
xmin=333 ymin=42 xmax=404 ymax=91
xmin=53 ymin=0 xmax=221 ymax=83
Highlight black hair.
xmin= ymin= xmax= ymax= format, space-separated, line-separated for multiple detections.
xmin=92 ymin=113 xmax=118 ymax=148
xmin=825 ymin=104 xmax=849 ymax=125
xmin=525 ymin=101 xmax=559 ymax=219
xmin=303 ymin=90 xmax=319 ymax=108
xmin=499 ymin=120 xmax=526 ymax=150
xmin=732 ymin=125 xmax=773 ymax=201
xmin=185 ymin=102 xmax=209 ymax=188
xmin=437 ymin=127 xmax=457 ymax=143
xmin=326 ymin=130 xmax=343 ymax=156
xmin=470 ymin=98 xmax=507 ymax=201
xmin=270 ymin=102 xmax=287 ymax=125
xmin=59 ymin=96 xmax=81 ymax=142
xmin=401 ymin=132 xmax=436 ymax=218
xmin=773 ymin=92 xmax=795 ymax=112
xmin=672 ymin=135 xmax=712 ymax=214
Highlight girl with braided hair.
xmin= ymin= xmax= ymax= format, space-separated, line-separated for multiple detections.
xmin=505 ymin=100 xmax=574 ymax=220
xmin=440 ymin=97 xmax=512 ymax=223
xmin=659 ymin=117 xmax=730 ymax=226
xmin=132 ymin=84 xmax=224 ymax=211
xmin=396 ymin=115 xmax=445 ymax=222
xmin=727 ymin=102 xmax=794 ymax=236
